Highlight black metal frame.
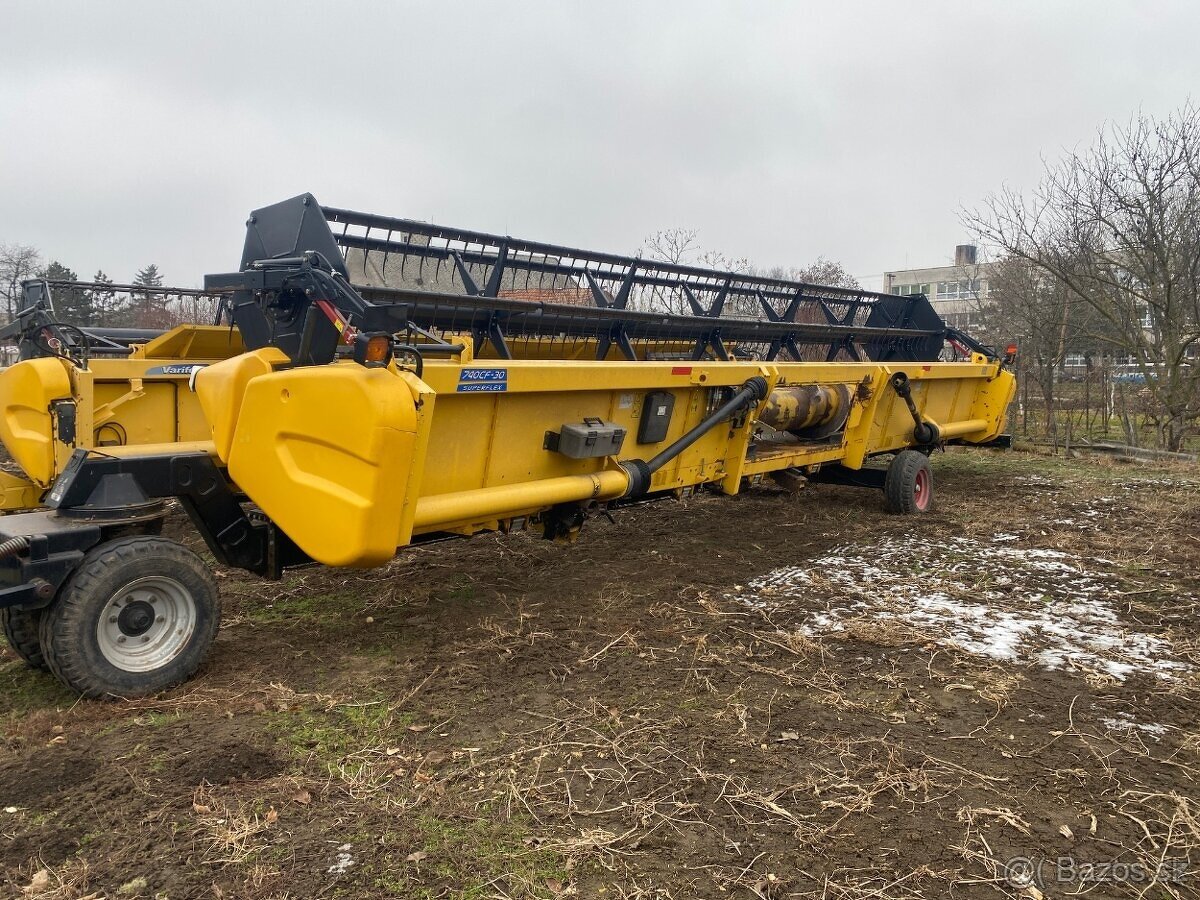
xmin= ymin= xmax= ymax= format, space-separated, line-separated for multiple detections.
xmin=322 ymin=198 xmax=952 ymax=363
xmin=3 ymin=279 xmax=229 ymax=363
xmin=206 ymin=252 xmax=403 ymax=366
xmin=189 ymin=194 xmax=968 ymax=366
xmin=6 ymin=196 xmax=1001 ymax=369
xmin=0 ymin=451 xmax=313 ymax=608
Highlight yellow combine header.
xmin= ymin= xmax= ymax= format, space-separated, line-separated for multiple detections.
xmin=0 ymin=195 xmax=1015 ymax=697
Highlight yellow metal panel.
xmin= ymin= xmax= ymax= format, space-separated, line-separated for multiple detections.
xmin=225 ymin=363 xmax=420 ymax=567
xmin=0 ymin=471 xmax=42 ymax=512
xmin=194 ymin=348 xmax=289 ymax=461
xmin=93 ymin=381 xmax=175 ymax=447
xmin=132 ymin=325 xmax=244 ymax=361
xmin=176 ymin=385 xmax=214 ymax=444
xmin=102 ymin=440 xmax=216 ymax=458
xmin=0 ymin=358 xmax=72 ymax=486
xmin=420 ymin=397 xmax=495 ymax=494
xmin=392 ymin=369 xmax=436 ymax=548
xmin=967 ymin=368 xmax=1017 ymax=441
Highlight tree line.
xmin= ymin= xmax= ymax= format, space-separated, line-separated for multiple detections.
xmin=0 ymin=248 xmax=175 ymax=329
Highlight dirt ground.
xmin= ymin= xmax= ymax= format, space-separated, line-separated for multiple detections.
xmin=1 ymin=448 xmax=1198 ymax=900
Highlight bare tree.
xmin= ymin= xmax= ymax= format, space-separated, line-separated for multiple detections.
xmin=639 ymin=229 xmax=858 ymax=317
xmin=0 ymin=244 xmax=43 ymax=322
xmin=641 ymin=228 xmax=751 ymax=274
xmin=979 ymin=256 xmax=1083 ymax=445
xmin=965 ymin=105 xmax=1200 ymax=450
xmin=637 ymin=228 xmax=751 ymax=315
xmin=760 ymin=258 xmax=860 ymax=290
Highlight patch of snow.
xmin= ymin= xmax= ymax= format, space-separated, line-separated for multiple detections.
xmin=1117 ymin=476 xmax=1200 ymax=491
xmin=328 ymin=843 xmax=355 ymax=875
xmin=731 ymin=536 xmax=1192 ymax=682
xmin=1099 ymin=712 xmax=1169 ymax=739
xmin=1015 ymin=474 xmax=1057 ymax=486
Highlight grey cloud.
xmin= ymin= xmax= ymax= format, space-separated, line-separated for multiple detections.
xmin=1 ymin=1 xmax=1197 ymax=290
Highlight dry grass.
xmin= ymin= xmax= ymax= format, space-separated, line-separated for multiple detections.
xmin=12 ymin=859 xmax=98 ymax=900
xmin=2 ymin=452 xmax=1198 ymax=898
xmin=190 ymin=784 xmax=279 ymax=865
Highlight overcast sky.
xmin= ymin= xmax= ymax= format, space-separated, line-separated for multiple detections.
xmin=1 ymin=1 xmax=1197 ymax=292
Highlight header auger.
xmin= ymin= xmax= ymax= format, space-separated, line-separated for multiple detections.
xmin=0 ymin=194 xmax=1015 ymax=697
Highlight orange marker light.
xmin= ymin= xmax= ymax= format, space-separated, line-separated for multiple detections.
xmin=365 ymin=334 xmax=391 ymax=363
xmin=353 ymin=332 xmax=394 ymax=368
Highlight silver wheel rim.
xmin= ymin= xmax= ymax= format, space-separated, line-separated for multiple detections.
xmin=96 ymin=576 xmax=198 ymax=672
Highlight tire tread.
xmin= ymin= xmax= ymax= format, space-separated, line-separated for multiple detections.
xmin=884 ymin=449 xmax=932 ymax=515
xmin=2 ymin=606 xmax=47 ymax=670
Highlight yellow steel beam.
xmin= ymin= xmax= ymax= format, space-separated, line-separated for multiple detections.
xmin=0 ymin=340 xmax=1015 ymax=568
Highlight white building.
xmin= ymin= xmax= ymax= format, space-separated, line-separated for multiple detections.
xmin=882 ymin=245 xmax=993 ymax=331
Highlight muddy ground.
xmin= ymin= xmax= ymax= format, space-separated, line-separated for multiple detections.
xmin=1 ymin=449 xmax=1198 ymax=899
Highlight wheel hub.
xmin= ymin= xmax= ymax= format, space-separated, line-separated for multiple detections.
xmin=914 ymin=468 xmax=930 ymax=510
xmin=117 ymin=600 xmax=156 ymax=637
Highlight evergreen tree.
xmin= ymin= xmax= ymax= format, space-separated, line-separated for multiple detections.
xmin=133 ymin=263 xmax=163 ymax=288
xmin=131 ymin=263 xmax=169 ymax=328
xmin=87 ymin=270 xmax=118 ymax=325
xmin=37 ymin=261 xmax=96 ymax=326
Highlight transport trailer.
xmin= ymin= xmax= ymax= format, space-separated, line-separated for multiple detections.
xmin=0 ymin=195 xmax=1015 ymax=698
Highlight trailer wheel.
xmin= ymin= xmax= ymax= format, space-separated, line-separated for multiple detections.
xmin=39 ymin=537 xmax=220 ymax=698
xmin=884 ymin=450 xmax=933 ymax=514
xmin=1 ymin=607 xmax=47 ymax=670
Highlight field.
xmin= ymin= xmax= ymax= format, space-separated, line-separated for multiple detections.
xmin=1 ymin=449 xmax=1198 ymax=899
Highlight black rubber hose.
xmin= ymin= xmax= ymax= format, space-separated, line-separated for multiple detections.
xmin=621 ymin=376 xmax=769 ymax=496
xmin=890 ymin=371 xmax=939 ymax=445
xmin=0 ymin=536 xmax=30 ymax=561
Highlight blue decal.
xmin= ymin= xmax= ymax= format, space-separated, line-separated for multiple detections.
xmin=458 ymin=368 xmax=508 ymax=383
xmin=457 ymin=382 xmax=507 ymax=393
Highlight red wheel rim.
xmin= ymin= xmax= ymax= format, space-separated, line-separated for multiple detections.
xmin=913 ymin=468 xmax=930 ymax=511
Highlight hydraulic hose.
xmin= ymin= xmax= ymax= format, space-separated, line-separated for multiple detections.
xmin=622 ymin=376 xmax=769 ymax=496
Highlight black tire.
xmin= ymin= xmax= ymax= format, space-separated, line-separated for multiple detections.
xmin=39 ymin=536 xmax=220 ymax=699
xmin=1 ymin=606 xmax=47 ymax=670
xmin=884 ymin=449 xmax=933 ymax=515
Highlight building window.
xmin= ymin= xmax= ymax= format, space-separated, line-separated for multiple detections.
xmin=890 ymin=283 xmax=930 ymax=296
xmin=940 ymin=310 xmax=986 ymax=330
xmin=936 ymin=279 xmax=981 ymax=300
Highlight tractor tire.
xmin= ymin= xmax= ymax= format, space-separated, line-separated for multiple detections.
xmin=39 ymin=536 xmax=220 ymax=699
xmin=884 ymin=450 xmax=933 ymax=515
xmin=1 ymin=606 xmax=47 ymax=670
